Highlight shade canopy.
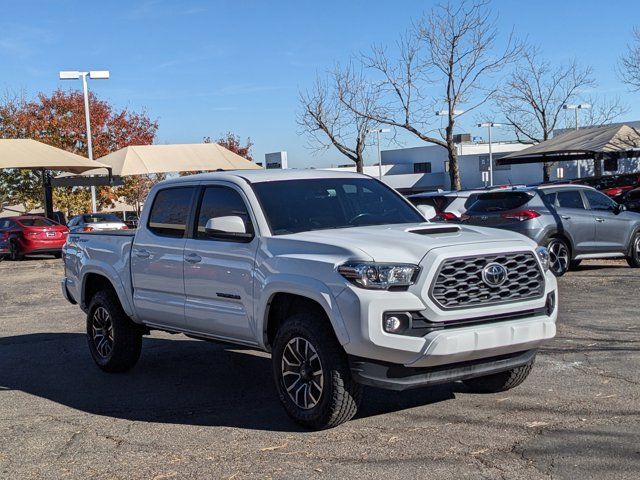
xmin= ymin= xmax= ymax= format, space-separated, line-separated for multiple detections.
xmin=499 ymin=124 xmax=640 ymax=165
xmin=0 ymin=139 xmax=110 ymax=174
xmin=87 ymin=143 xmax=261 ymax=176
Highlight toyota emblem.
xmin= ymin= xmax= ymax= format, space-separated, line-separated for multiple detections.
xmin=482 ymin=262 xmax=508 ymax=287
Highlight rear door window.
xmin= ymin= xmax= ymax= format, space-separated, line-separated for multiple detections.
xmin=556 ymin=190 xmax=586 ymax=209
xmin=148 ymin=187 xmax=196 ymax=237
xmin=468 ymin=192 xmax=533 ymax=212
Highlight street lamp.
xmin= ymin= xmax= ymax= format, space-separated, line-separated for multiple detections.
xmin=563 ymin=103 xmax=592 ymax=178
xmin=367 ymin=128 xmax=390 ymax=180
xmin=59 ymin=70 xmax=110 ymax=212
xmin=478 ymin=122 xmax=506 ymax=187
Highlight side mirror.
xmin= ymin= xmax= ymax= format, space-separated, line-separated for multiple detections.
xmin=416 ymin=204 xmax=437 ymax=221
xmin=614 ymin=203 xmax=626 ymax=215
xmin=204 ymin=216 xmax=253 ymax=241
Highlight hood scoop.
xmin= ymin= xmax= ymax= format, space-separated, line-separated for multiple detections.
xmin=408 ymin=226 xmax=461 ymax=235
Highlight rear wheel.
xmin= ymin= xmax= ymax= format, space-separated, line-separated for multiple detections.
xmin=463 ymin=357 xmax=535 ymax=393
xmin=87 ymin=290 xmax=142 ymax=373
xmin=547 ymin=237 xmax=570 ymax=276
xmin=8 ymin=241 xmax=23 ymax=261
xmin=627 ymin=232 xmax=640 ymax=268
xmin=272 ymin=313 xmax=361 ymax=429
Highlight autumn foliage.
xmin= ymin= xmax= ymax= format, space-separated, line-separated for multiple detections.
xmin=0 ymin=89 xmax=157 ymax=215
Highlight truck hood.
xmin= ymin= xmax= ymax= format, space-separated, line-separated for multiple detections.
xmin=285 ymin=223 xmax=536 ymax=264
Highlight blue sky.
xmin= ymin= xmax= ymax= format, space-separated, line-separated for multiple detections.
xmin=1 ymin=0 xmax=639 ymax=168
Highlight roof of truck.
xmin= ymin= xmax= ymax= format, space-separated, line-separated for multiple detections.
xmin=160 ymin=168 xmax=367 ymax=185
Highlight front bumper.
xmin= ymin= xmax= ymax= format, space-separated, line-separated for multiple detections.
xmin=335 ymin=243 xmax=558 ymax=367
xmin=350 ymin=349 xmax=537 ymax=391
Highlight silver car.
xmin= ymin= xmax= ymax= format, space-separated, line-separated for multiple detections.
xmin=463 ymin=185 xmax=640 ymax=276
xmin=67 ymin=213 xmax=128 ymax=233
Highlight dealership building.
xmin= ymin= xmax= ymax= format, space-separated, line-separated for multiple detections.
xmin=323 ymin=129 xmax=640 ymax=194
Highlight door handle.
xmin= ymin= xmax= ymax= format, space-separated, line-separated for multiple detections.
xmin=561 ymin=215 xmax=571 ymax=220
xmin=595 ymin=217 xmax=605 ymax=222
xmin=184 ymin=253 xmax=202 ymax=264
xmin=134 ymin=249 xmax=150 ymax=259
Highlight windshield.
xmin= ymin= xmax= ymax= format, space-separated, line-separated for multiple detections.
xmin=467 ymin=191 xmax=533 ymax=213
xmin=82 ymin=214 xmax=122 ymax=224
xmin=252 ymin=178 xmax=424 ymax=235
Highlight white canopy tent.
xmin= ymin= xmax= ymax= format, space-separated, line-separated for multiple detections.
xmin=0 ymin=139 xmax=111 ymax=219
xmin=68 ymin=143 xmax=262 ymax=177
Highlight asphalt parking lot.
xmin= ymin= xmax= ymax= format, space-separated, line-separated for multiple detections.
xmin=1 ymin=258 xmax=639 ymax=479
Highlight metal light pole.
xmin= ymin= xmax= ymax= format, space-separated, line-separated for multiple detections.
xmin=367 ymin=128 xmax=390 ymax=179
xmin=478 ymin=122 xmax=505 ymax=187
xmin=563 ymin=103 xmax=591 ymax=178
xmin=59 ymin=70 xmax=110 ymax=212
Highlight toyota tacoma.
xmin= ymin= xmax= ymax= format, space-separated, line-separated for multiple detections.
xmin=61 ymin=170 xmax=558 ymax=429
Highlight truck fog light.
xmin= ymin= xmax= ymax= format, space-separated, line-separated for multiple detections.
xmin=383 ymin=312 xmax=411 ymax=334
xmin=384 ymin=316 xmax=402 ymax=332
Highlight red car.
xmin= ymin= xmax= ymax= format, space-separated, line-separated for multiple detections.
xmin=0 ymin=216 xmax=69 ymax=260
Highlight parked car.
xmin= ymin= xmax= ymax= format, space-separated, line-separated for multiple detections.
xmin=67 ymin=213 xmax=128 ymax=233
xmin=123 ymin=215 xmax=139 ymax=229
xmin=0 ymin=215 xmax=69 ymax=260
xmin=574 ymin=173 xmax=640 ymax=200
xmin=621 ymin=188 xmax=640 ymax=213
xmin=407 ymin=190 xmax=485 ymax=221
xmin=62 ymin=170 xmax=558 ymax=429
xmin=462 ymin=185 xmax=640 ymax=276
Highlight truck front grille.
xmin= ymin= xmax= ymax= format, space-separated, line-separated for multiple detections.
xmin=430 ymin=252 xmax=544 ymax=310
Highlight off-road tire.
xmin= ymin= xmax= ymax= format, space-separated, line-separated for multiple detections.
xmin=272 ymin=313 xmax=361 ymax=429
xmin=626 ymin=232 xmax=640 ymax=268
xmin=9 ymin=241 xmax=23 ymax=261
xmin=463 ymin=357 xmax=535 ymax=393
xmin=87 ymin=290 xmax=142 ymax=373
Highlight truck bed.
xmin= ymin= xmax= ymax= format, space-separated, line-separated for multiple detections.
xmin=64 ymin=230 xmax=136 ymax=311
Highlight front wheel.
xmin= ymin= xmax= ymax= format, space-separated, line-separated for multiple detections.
xmin=272 ymin=313 xmax=361 ymax=429
xmin=87 ymin=290 xmax=142 ymax=373
xmin=547 ymin=238 xmax=570 ymax=276
xmin=627 ymin=232 xmax=640 ymax=268
xmin=463 ymin=357 xmax=535 ymax=393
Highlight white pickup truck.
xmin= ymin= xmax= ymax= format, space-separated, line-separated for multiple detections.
xmin=62 ymin=170 xmax=558 ymax=429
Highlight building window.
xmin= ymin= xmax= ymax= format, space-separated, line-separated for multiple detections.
xmin=479 ymin=154 xmax=511 ymax=171
xmin=414 ymin=162 xmax=432 ymax=173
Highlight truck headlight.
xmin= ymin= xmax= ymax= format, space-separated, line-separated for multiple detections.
xmin=536 ymin=246 xmax=550 ymax=272
xmin=338 ymin=262 xmax=420 ymax=290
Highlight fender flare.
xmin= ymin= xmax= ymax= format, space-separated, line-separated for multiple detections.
xmin=257 ymin=274 xmax=349 ymax=348
xmin=81 ymin=263 xmax=136 ymax=319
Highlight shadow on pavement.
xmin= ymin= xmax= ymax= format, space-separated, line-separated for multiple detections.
xmin=0 ymin=332 xmax=454 ymax=432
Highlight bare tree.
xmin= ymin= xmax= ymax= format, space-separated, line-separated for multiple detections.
xmin=298 ymin=69 xmax=375 ymax=173
xmin=496 ymin=47 xmax=595 ymax=181
xmin=620 ymin=28 xmax=640 ymax=90
xmin=338 ymin=0 xmax=521 ymax=190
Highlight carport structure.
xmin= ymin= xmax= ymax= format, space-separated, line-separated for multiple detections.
xmin=0 ymin=139 xmax=110 ymax=220
xmin=498 ymin=124 xmax=640 ymax=176
xmin=54 ymin=143 xmax=261 ymax=184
